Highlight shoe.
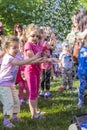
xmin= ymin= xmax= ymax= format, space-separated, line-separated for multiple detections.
xmin=44 ymin=91 xmax=51 ymax=98
xmin=20 ymin=99 xmax=25 ymax=105
xmin=12 ymin=117 xmax=23 ymax=122
xmin=37 ymin=111 xmax=46 ymax=115
xmin=31 ymin=115 xmax=42 ymax=120
xmin=39 ymin=91 xmax=45 ymax=97
xmin=3 ymin=120 xmax=15 ymax=128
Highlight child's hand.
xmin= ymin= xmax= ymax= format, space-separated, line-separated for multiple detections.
xmin=84 ymin=52 xmax=87 ymax=56
xmin=31 ymin=57 xmax=47 ymax=64
xmin=46 ymin=58 xmax=54 ymax=63
xmin=32 ymin=52 xmax=40 ymax=60
xmin=37 ymin=57 xmax=47 ymax=63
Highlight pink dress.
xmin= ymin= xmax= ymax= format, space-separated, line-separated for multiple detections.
xmin=24 ymin=42 xmax=42 ymax=100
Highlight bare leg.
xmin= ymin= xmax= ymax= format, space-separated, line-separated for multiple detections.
xmin=29 ymin=99 xmax=37 ymax=117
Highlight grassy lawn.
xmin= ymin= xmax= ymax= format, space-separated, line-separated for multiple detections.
xmin=0 ymin=78 xmax=87 ymax=130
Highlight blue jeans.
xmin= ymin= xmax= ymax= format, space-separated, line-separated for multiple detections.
xmin=78 ymin=75 xmax=87 ymax=101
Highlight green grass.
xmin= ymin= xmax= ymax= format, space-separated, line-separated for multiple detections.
xmin=0 ymin=78 xmax=87 ymax=130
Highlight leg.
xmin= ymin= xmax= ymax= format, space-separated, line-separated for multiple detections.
xmin=11 ymin=87 xmax=21 ymax=121
xmin=78 ymin=75 xmax=87 ymax=108
xmin=45 ymin=69 xmax=51 ymax=97
xmin=67 ymin=69 xmax=73 ymax=89
xmin=40 ymin=69 xmax=45 ymax=91
xmin=45 ymin=69 xmax=51 ymax=91
xmin=19 ymin=81 xmax=25 ymax=104
xmin=61 ymin=68 xmax=67 ymax=89
xmin=26 ymin=71 xmax=39 ymax=117
xmin=0 ymin=87 xmax=15 ymax=128
xmin=24 ymin=81 xmax=29 ymax=103
xmin=40 ymin=69 xmax=45 ymax=97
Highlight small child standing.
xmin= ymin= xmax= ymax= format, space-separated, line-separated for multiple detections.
xmin=59 ymin=41 xmax=73 ymax=91
xmin=39 ymin=27 xmax=52 ymax=98
xmin=0 ymin=35 xmax=43 ymax=128
xmin=78 ymin=35 xmax=87 ymax=108
xmin=16 ymin=40 xmax=29 ymax=105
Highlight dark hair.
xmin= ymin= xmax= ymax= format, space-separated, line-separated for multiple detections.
xmin=74 ymin=9 xmax=87 ymax=32
xmin=14 ymin=23 xmax=23 ymax=36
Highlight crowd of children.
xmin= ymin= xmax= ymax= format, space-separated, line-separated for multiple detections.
xmin=0 ymin=8 xmax=87 ymax=128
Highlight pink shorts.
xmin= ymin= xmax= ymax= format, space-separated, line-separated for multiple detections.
xmin=25 ymin=70 xmax=40 ymax=100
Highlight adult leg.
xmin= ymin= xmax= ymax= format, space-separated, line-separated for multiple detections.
xmin=78 ymin=75 xmax=87 ymax=108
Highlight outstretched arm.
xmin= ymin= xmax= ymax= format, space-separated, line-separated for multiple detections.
xmin=12 ymin=53 xmax=41 ymax=66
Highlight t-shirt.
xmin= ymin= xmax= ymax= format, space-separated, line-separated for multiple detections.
xmin=40 ymin=41 xmax=52 ymax=69
xmin=0 ymin=53 xmax=21 ymax=87
xmin=24 ymin=42 xmax=42 ymax=73
xmin=59 ymin=51 xmax=73 ymax=69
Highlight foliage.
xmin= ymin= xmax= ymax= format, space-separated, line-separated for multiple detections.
xmin=79 ymin=0 xmax=87 ymax=9
xmin=0 ymin=0 xmax=86 ymax=40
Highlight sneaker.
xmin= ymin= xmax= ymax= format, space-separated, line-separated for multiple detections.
xmin=39 ymin=91 xmax=45 ymax=97
xmin=20 ymin=99 xmax=25 ymax=105
xmin=3 ymin=120 xmax=15 ymax=128
xmin=37 ymin=111 xmax=46 ymax=115
xmin=31 ymin=115 xmax=44 ymax=120
xmin=44 ymin=91 xmax=51 ymax=98
xmin=12 ymin=117 xmax=23 ymax=122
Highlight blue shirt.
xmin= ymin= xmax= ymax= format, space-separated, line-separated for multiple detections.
xmin=78 ymin=45 xmax=87 ymax=75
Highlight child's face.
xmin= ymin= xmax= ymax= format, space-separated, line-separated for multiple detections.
xmin=27 ymin=30 xmax=39 ymax=44
xmin=63 ymin=45 xmax=69 ymax=51
xmin=7 ymin=41 xmax=19 ymax=56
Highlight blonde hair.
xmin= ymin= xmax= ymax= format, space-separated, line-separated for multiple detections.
xmin=1 ymin=35 xmax=19 ymax=50
xmin=25 ymin=23 xmax=40 ymax=35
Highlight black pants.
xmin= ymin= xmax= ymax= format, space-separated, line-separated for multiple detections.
xmin=41 ymin=69 xmax=51 ymax=91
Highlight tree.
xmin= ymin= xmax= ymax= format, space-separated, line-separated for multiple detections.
xmin=0 ymin=0 xmax=84 ymax=40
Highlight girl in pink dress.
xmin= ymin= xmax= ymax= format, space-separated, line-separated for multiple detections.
xmin=24 ymin=24 xmax=47 ymax=119
xmin=16 ymin=41 xmax=29 ymax=105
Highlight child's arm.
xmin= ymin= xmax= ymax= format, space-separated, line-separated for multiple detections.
xmin=83 ymin=52 xmax=87 ymax=56
xmin=12 ymin=53 xmax=47 ymax=66
xmin=12 ymin=53 xmax=40 ymax=65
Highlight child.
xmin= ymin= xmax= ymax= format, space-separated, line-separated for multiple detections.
xmin=24 ymin=24 xmax=50 ymax=119
xmin=77 ymin=34 xmax=87 ymax=108
xmin=59 ymin=41 xmax=73 ymax=91
xmin=16 ymin=40 xmax=29 ymax=105
xmin=0 ymin=35 xmax=44 ymax=128
xmin=39 ymin=27 xmax=52 ymax=98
